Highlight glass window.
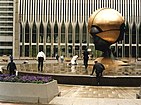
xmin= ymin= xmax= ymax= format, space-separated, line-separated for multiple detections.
xmin=25 ymin=23 xmax=29 ymax=43
xmin=75 ymin=22 xmax=79 ymax=43
xmin=125 ymin=46 xmax=129 ymax=57
xmin=25 ymin=45 xmax=29 ymax=57
xmin=139 ymin=46 xmax=141 ymax=58
xmin=125 ymin=22 xmax=129 ymax=44
xmin=0 ymin=42 xmax=12 ymax=46
xmin=139 ymin=23 xmax=141 ymax=44
xmin=68 ymin=23 xmax=72 ymax=43
xmin=39 ymin=45 xmax=43 ymax=51
xmin=32 ymin=45 xmax=36 ymax=57
xmin=132 ymin=23 xmax=136 ymax=44
xmin=132 ymin=46 xmax=136 ymax=57
xmin=0 ymin=49 xmax=12 ymax=56
xmin=118 ymin=46 xmax=122 ymax=57
xmin=60 ymin=46 xmax=65 ymax=56
xmin=20 ymin=23 xmax=22 ymax=42
xmin=32 ymin=22 xmax=36 ymax=43
xmin=46 ymin=45 xmax=51 ymax=57
xmin=61 ymin=22 xmax=65 ymax=43
xmin=54 ymin=21 xmax=58 ymax=43
xmin=68 ymin=45 xmax=72 ymax=57
xmin=20 ymin=46 xmax=22 ymax=56
xmin=53 ymin=45 xmax=58 ymax=57
xmin=47 ymin=22 xmax=51 ymax=43
xmin=39 ymin=22 xmax=44 ymax=43
xmin=82 ymin=21 xmax=87 ymax=43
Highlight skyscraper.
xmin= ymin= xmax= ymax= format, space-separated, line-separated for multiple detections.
xmin=0 ymin=0 xmax=14 ymax=56
xmin=1 ymin=0 xmax=141 ymax=59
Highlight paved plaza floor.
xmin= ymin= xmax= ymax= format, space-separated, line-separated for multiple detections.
xmin=48 ymin=84 xmax=141 ymax=105
xmin=0 ymin=59 xmax=141 ymax=105
xmin=0 ymin=84 xmax=140 ymax=105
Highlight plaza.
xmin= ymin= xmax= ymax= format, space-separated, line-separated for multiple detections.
xmin=0 ymin=59 xmax=141 ymax=104
xmin=0 ymin=0 xmax=141 ymax=105
xmin=0 ymin=0 xmax=141 ymax=59
xmin=0 ymin=84 xmax=141 ymax=105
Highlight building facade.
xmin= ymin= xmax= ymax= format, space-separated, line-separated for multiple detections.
xmin=0 ymin=0 xmax=14 ymax=56
xmin=1 ymin=0 xmax=141 ymax=59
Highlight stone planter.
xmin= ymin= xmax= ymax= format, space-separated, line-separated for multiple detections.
xmin=0 ymin=80 xmax=59 ymax=104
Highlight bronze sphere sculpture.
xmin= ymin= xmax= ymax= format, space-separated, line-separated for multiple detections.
xmin=88 ymin=8 xmax=125 ymax=57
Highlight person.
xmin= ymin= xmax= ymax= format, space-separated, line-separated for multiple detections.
xmin=7 ymin=59 xmax=17 ymax=76
xmin=36 ymin=50 xmax=46 ymax=72
xmin=55 ymin=53 xmax=59 ymax=62
xmin=9 ymin=55 xmax=13 ymax=61
xmin=82 ymin=49 xmax=89 ymax=69
xmin=60 ymin=55 xmax=64 ymax=63
xmin=70 ymin=55 xmax=78 ymax=65
xmin=91 ymin=61 xmax=105 ymax=85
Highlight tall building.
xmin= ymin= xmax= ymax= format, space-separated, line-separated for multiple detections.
xmin=0 ymin=0 xmax=14 ymax=56
xmin=0 ymin=0 xmax=141 ymax=59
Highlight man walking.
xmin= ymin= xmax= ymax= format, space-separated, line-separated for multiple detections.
xmin=37 ymin=50 xmax=46 ymax=72
xmin=91 ymin=61 xmax=105 ymax=85
xmin=7 ymin=59 xmax=17 ymax=76
xmin=82 ymin=49 xmax=89 ymax=69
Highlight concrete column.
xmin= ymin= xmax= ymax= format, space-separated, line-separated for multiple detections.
xmin=13 ymin=0 xmax=20 ymax=58
xmin=58 ymin=23 xmax=61 ymax=56
xmin=65 ymin=23 xmax=69 ymax=57
xmin=51 ymin=23 xmax=54 ymax=57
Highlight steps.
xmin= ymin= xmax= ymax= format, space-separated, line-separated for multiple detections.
xmin=49 ymin=97 xmax=141 ymax=105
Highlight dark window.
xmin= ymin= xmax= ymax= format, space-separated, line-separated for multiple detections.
xmin=61 ymin=22 xmax=65 ymax=43
xmin=75 ymin=22 xmax=79 ymax=43
xmin=32 ymin=22 xmax=36 ymax=43
xmin=25 ymin=45 xmax=29 ymax=57
xmin=125 ymin=22 xmax=129 ymax=44
xmin=32 ymin=45 xmax=36 ymax=57
xmin=39 ymin=22 xmax=44 ymax=43
xmin=25 ymin=23 xmax=29 ymax=43
xmin=54 ymin=21 xmax=58 ymax=43
xmin=82 ymin=21 xmax=87 ymax=43
xmin=68 ymin=23 xmax=72 ymax=43
xmin=47 ymin=22 xmax=51 ymax=43
xmin=132 ymin=23 xmax=136 ymax=44
xmin=139 ymin=23 xmax=141 ymax=44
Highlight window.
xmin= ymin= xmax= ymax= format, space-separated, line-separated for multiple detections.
xmin=61 ymin=22 xmax=65 ymax=43
xmin=32 ymin=22 xmax=36 ymax=43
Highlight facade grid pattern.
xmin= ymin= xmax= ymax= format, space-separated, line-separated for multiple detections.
xmin=1 ymin=0 xmax=141 ymax=58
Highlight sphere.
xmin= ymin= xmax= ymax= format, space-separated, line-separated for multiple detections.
xmin=88 ymin=8 xmax=125 ymax=44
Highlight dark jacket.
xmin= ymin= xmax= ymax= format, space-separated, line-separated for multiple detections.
xmin=93 ymin=62 xmax=105 ymax=74
xmin=7 ymin=61 xmax=17 ymax=71
xmin=83 ymin=50 xmax=89 ymax=59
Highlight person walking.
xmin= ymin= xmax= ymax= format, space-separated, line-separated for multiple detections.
xmin=91 ymin=61 xmax=105 ymax=85
xmin=7 ymin=59 xmax=17 ymax=76
xmin=60 ymin=55 xmax=64 ymax=63
xmin=55 ymin=53 xmax=59 ymax=62
xmin=36 ymin=50 xmax=46 ymax=72
xmin=82 ymin=49 xmax=89 ymax=69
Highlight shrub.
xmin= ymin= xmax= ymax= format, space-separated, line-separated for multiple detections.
xmin=0 ymin=74 xmax=53 ymax=84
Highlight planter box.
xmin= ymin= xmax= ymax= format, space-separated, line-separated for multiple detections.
xmin=0 ymin=80 xmax=59 ymax=104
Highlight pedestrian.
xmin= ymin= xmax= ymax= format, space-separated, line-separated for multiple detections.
xmin=9 ymin=55 xmax=13 ymax=61
xmin=70 ymin=55 xmax=78 ymax=65
xmin=7 ymin=59 xmax=17 ymax=76
xmin=36 ymin=50 xmax=46 ymax=72
xmin=55 ymin=53 xmax=59 ymax=62
xmin=91 ymin=61 xmax=105 ymax=85
xmin=60 ymin=55 xmax=64 ymax=63
xmin=82 ymin=49 xmax=89 ymax=69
